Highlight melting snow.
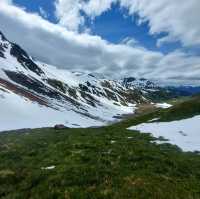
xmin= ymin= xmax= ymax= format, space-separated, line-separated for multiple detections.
xmin=155 ymin=103 xmax=172 ymax=109
xmin=41 ymin=166 xmax=56 ymax=170
xmin=128 ymin=115 xmax=200 ymax=152
xmin=148 ymin=118 xmax=160 ymax=122
xmin=0 ymin=87 xmax=105 ymax=131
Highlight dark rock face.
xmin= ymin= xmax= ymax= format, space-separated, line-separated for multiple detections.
xmin=124 ymin=77 xmax=136 ymax=83
xmin=4 ymin=70 xmax=61 ymax=99
xmin=0 ymin=31 xmax=7 ymax=41
xmin=54 ymin=124 xmax=68 ymax=130
xmin=79 ymin=84 xmax=90 ymax=92
xmin=0 ymin=48 xmax=4 ymax=58
xmin=0 ymin=35 xmax=7 ymax=59
xmin=4 ymin=70 xmax=81 ymax=107
xmin=47 ymin=78 xmax=66 ymax=93
xmin=122 ymin=77 xmax=136 ymax=88
xmin=10 ymin=44 xmax=44 ymax=76
xmin=0 ymin=31 xmax=43 ymax=75
xmin=0 ymin=77 xmax=51 ymax=107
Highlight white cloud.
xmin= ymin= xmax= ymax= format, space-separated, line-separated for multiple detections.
xmin=2 ymin=0 xmax=12 ymax=3
xmin=83 ymin=0 xmax=116 ymax=19
xmin=55 ymin=0 xmax=200 ymax=47
xmin=39 ymin=7 xmax=48 ymax=19
xmin=0 ymin=1 xmax=200 ymax=85
xmin=54 ymin=0 xmax=117 ymax=31
xmin=55 ymin=0 xmax=85 ymax=31
xmin=120 ymin=0 xmax=200 ymax=47
xmin=121 ymin=37 xmax=139 ymax=47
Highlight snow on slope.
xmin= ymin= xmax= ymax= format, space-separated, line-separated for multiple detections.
xmin=155 ymin=103 xmax=172 ymax=109
xmin=128 ymin=116 xmax=200 ymax=152
xmin=0 ymin=30 xmax=183 ymax=131
xmin=0 ymin=86 xmax=105 ymax=131
xmin=0 ymin=77 xmax=136 ymax=131
xmin=38 ymin=62 xmax=137 ymax=119
xmin=0 ymin=31 xmax=139 ymax=130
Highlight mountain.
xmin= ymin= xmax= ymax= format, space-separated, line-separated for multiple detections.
xmin=121 ymin=76 xmax=193 ymax=102
xmin=167 ymin=86 xmax=200 ymax=96
xmin=122 ymin=77 xmax=156 ymax=89
xmin=0 ymin=31 xmax=194 ymax=131
xmin=1 ymin=31 xmax=200 ymax=198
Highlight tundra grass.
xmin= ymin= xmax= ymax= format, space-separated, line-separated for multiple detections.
xmin=0 ymin=96 xmax=200 ymax=198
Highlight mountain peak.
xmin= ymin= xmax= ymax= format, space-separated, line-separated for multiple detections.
xmin=122 ymin=77 xmax=157 ymax=89
xmin=0 ymin=30 xmax=197 ymax=130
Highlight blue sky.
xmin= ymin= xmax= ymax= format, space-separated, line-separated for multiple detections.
xmin=13 ymin=0 xmax=57 ymax=22
xmin=12 ymin=0 xmax=181 ymax=54
xmin=90 ymin=4 xmax=182 ymax=54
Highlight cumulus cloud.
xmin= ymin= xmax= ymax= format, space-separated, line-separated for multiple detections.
xmin=54 ymin=0 xmax=116 ymax=31
xmin=2 ymin=0 xmax=12 ymax=3
xmin=55 ymin=0 xmax=200 ymax=47
xmin=83 ymin=0 xmax=116 ymax=19
xmin=39 ymin=7 xmax=48 ymax=19
xmin=120 ymin=0 xmax=200 ymax=47
xmin=0 ymin=1 xmax=200 ymax=85
xmin=121 ymin=37 xmax=139 ymax=47
xmin=55 ymin=0 xmax=85 ymax=31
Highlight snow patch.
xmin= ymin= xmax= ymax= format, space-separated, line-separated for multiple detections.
xmin=155 ymin=103 xmax=172 ymax=109
xmin=0 ymin=88 xmax=104 ymax=132
xmin=128 ymin=115 xmax=200 ymax=152
xmin=41 ymin=166 xmax=56 ymax=170
xmin=148 ymin=118 xmax=160 ymax=122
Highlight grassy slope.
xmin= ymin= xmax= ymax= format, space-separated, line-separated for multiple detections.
xmin=116 ymin=95 xmax=200 ymax=129
xmin=1 ymin=96 xmax=200 ymax=199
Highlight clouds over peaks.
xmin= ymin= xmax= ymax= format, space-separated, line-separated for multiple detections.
xmin=0 ymin=0 xmax=200 ymax=85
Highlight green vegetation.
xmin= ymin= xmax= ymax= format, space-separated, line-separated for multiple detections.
xmin=160 ymin=95 xmax=200 ymax=121
xmin=47 ymin=79 xmax=66 ymax=93
xmin=1 ymin=96 xmax=200 ymax=199
xmin=117 ymin=95 xmax=200 ymax=129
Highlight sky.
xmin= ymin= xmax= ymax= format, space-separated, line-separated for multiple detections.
xmin=0 ymin=0 xmax=200 ymax=85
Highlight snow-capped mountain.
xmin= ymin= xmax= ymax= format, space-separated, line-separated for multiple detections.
xmin=0 ymin=31 xmax=190 ymax=131
xmin=122 ymin=77 xmax=157 ymax=90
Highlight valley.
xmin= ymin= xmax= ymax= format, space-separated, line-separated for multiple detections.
xmin=1 ymin=0 xmax=200 ymax=198
xmin=0 ymin=30 xmax=186 ymax=131
xmin=1 ymin=30 xmax=200 ymax=199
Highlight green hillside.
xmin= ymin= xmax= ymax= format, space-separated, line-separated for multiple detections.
xmin=116 ymin=95 xmax=200 ymax=129
xmin=0 ymin=97 xmax=200 ymax=199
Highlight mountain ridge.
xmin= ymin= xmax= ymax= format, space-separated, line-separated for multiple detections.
xmin=0 ymin=30 xmax=198 ymax=130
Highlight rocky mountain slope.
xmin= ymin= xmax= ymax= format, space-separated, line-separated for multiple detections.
xmin=0 ymin=31 xmax=192 ymax=130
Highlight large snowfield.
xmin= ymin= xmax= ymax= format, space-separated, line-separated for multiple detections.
xmin=0 ymin=84 xmax=136 ymax=131
xmin=128 ymin=116 xmax=200 ymax=152
xmin=0 ymin=87 xmax=106 ymax=131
